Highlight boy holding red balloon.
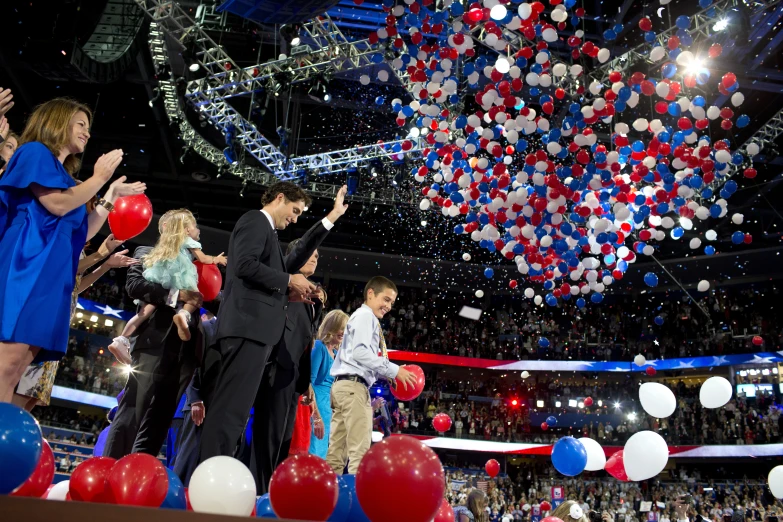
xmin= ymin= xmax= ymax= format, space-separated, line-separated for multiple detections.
xmin=326 ymin=276 xmax=419 ymax=475
xmin=108 ymin=209 xmax=226 ymax=363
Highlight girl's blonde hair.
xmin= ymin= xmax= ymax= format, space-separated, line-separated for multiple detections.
xmin=20 ymin=98 xmax=93 ymax=175
xmin=551 ymin=500 xmax=589 ymax=522
xmin=317 ymin=309 xmax=349 ymax=347
xmin=144 ymin=209 xmax=196 ymax=268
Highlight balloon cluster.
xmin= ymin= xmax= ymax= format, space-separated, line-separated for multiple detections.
xmin=366 ymin=0 xmax=755 ymax=304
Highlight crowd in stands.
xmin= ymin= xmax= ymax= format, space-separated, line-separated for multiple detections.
xmin=53 ymin=335 xmax=128 ymax=397
xmin=443 ymin=462 xmax=783 ymax=522
xmin=384 ymin=371 xmax=783 ymax=446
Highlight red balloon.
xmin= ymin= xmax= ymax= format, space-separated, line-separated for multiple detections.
xmin=270 ymin=455 xmax=338 ymax=521
xmin=69 ymin=457 xmax=116 ymax=503
xmin=541 ymin=422 xmax=549 ymax=430
xmin=485 ymin=459 xmax=500 ymax=478
xmin=646 ymin=367 xmax=657 ymax=376
xmin=357 ymin=436 xmax=445 ymax=522
xmin=106 ymin=453 xmax=168 ymax=507
xmin=432 ymin=413 xmax=452 ymax=433
xmin=540 ymin=501 xmax=553 ymax=511
xmin=543 ymin=517 xmax=564 ymax=522
xmin=108 ymin=194 xmax=153 ymax=241
xmin=434 ymin=498 xmax=454 ymax=522
xmin=194 ymin=261 xmax=222 ymax=301
xmin=752 ymin=335 xmax=764 ymax=346
xmin=390 ymin=364 xmax=425 ymax=401
xmin=12 ymin=440 xmax=54 ymax=497
xmin=605 ymin=450 xmax=628 ymax=481
xmin=583 ymin=397 xmax=593 ymax=407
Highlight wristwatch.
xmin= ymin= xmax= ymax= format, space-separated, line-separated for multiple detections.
xmin=97 ymin=197 xmax=115 ymax=212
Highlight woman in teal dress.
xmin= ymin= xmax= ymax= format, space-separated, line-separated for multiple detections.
xmin=309 ymin=309 xmax=349 ymax=458
xmin=0 ymin=98 xmax=144 ymax=402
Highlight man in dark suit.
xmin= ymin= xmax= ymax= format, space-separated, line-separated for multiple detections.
xmin=199 ymin=182 xmax=347 ymax=492
xmin=103 ymin=211 xmax=203 ymax=458
xmin=277 ymin=239 xmax=324 ymax=460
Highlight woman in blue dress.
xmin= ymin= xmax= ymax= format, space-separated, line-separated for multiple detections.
xmin=309 ymin=309 xmax=349 ymax=458
xmin=0 ymin=97 xmax=145 ymax=402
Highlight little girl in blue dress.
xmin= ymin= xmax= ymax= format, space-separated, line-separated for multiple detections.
xmin=108 ymin=209 xmax=226 ymax=362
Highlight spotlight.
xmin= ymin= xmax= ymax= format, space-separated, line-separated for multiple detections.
xmin=713 ymin=18 xmax=729 ymax=31
xmin=189 ymin=62 xmax=200 ymax=72
xmin=627 ymin=412 xmax=637 ymax=421
xmin=421 ymin=220 xmax=428 ymax=226
xmin=324 ymin=92 xmax=332 ymax=102
xmin=684 ymin=58 xmax=703 ymax=76
xmin=614 ymin=401 xmax=621 ymax=409
xmin=280 ymin=24 xmax=302 ymax=47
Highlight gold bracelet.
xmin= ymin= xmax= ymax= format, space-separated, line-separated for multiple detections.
xmin=97 ymin=198 xmax=115 ymax=212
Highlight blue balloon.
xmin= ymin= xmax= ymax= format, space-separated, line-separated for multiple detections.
xmin=256 ymin=494 xmax=278 ymax=518
xmin=546 ymin=416 xmax=557 ymax=427
xmin=603 ymin=29 xmax=617 ymax=40
xmin=161 ymin=468 xmax=187 ymax=510
xmin=591 ymin=293 xmax=604 ymax=304
xmin=654 ymin=316 xmax=664 ymax=326
xmin=328 ymin=476 xmax=354 ymax=522
xmin=340 ymin=475 xmax=371 ymax=522
xmin=732 ymin=231 xmax=744 ymax=244
xmin=705 ymin=245 xmax=716 ymax=255
xmin=675 ymin=15 xmax=691 ymax=29
xmin=644 ymin=272 xmax=659 ymax=287
xmin=576 ymin=297 xmax=586 ymax=308
xmin=698 ymin=0 xmax=712 ymax=7
xmin=0 ymin=403 xmax=42 ymax=494
xmin=737 ymin=115 xmax=750 ymax=128
xmin=484 ymin=267 xmax=494 ymax=279
xmin=539 ymin=337 xmax=550 ymax=348
xmin=551 ymin=436 xmax=588 ymax=476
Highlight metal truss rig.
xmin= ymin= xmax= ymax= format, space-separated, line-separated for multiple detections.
xmin=587 ymin=0 xmax=783 ymax=85
xmin=136 ymin=0 xmax=424 ymax=180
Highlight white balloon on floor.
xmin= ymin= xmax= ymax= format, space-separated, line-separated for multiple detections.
xmin=623 ymin=431 xmax=669 ymax=481
xmin=189 ymin=456 xmax=257 ymax=516
xmin=578 ymin=437 xmax=606 ymax=471
xmin=769 ymin=466 xmax=783 ymax=498
xmin=46 ymin=480 xmax=70 ymax=500
xmin=699 ymin=376 xmax=733 ymax=409
xmin=639 ymin=382 xmax=676 ymax=418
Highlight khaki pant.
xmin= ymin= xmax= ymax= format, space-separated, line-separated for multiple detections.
xmin=325 ymin=379 xmax=372 ymax=475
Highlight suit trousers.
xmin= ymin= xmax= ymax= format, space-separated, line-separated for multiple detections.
xmin=325 ymin=379 xmax=372 ymax=475
xmin=198 ymin=336 xmax=299 ymax=493
xmin=103 ymin=346 xmax=196 ymax=459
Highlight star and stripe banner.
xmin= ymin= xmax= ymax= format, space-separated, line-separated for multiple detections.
xmin=387 ymin=350 xmax=783 ymax=372
xmin=75 ymin=297 xmax=135 ymax=321
xmin=392 ymin=434 xmax=783 ymax=458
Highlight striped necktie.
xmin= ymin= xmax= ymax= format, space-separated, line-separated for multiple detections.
xmin=377 ymin=319 xmax=388 ymax=360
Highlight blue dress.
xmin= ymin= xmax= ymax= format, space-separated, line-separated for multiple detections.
xmin=308 ymin=339 xmax=335 ymax=458
xmin=0 ymin=142 xmax=87 ymax=362
xmin=143 ymin=236 xmax=200 ymax=291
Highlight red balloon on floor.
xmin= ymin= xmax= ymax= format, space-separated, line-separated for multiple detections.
xmin=540 ymin=501 xmax=552 ymax=512
xmin=390 ymin=364 xmax=425 ymax=401
xmin=106 ymin=453 xmax=168 ymax=507
xmin=269 ymin=454 xmax=338 ymax=521
xmin=605 ymin=450 xmax=628 ymax=481
xmin=108 ymin=194 xmax=153 ymax=241
xmin=11 ymin=440 xmax=54 ymax=497
xmin=432 ymin=413 xmax=452 ymax=433
xmin=356 ymin=435 xmax=445 ymax=522
xmin=433 ymin=498 xmax=454 ymax=522
xmin=485 ymin=459 xmax=500 ymax=478
xmin=69 ymin=457 xmax=116 ymax=503
xmin=194 ymin=261 xmax=222 ymax=302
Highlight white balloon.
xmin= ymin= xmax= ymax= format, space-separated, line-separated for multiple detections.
xmin=463 ymin=253 xmax=472 ymax=261
xmin=524 ymin=288 xmax=535 ymax=299
xmin=697 ymin=280 xmax=710 ymax=292
xmin=475 ymin=290 xmax=484 ymax=298
xmin=371 ymin=431 xmax=384 ymax=443
xmin=732 ymin=213 xmax=744 ymax=225
xmin=542 ymin=28 xmax=558 ymax=42
xmin=769 ymin=466 xmax=783 ymax=499
xmin=699 ymin=377 xmax=733 ymax=409
xmin=360 ymin=74 xmax=370 ymax=85
xmin=521 ymin=370 xmax=530 ymax=379
xmin=731 ymin=92 xmax=745 ymax=106
xmin=578 ymin=437 xmax=607 ymax=471
xmin=534 ymin=295 xmax=543 ymax=305
xmin=689 ymin=238 xmax=702 ymax=249
xmin=624 ymin=431 xmax=669 ymax=481
xmin=189 ymin=456 xmax=257 ymax=516
xmin=706 ymin=229 xmax=718 ymax=241
xmin=419 ymin=199 xmax=431 ymax=210
xmin=518 ymin=3 xmax=532 ymax=19
xmin=634 ymin=354 xmax=646 ymax=367
xmin=46 ymin=480 xmax=70 ymax=500
xmin=378 ymin=70 xmax=389 ymax=82
xmin=597 ymin=48 xmax=611 ymax=63
xmin=639 ymin=383 xmax=676 ymax=418
xmin=747 ymin=143 xmax=760 ymax=156
xmin=650 ymin=46 xmax=666 ymax=62
xmin=633 ymin=118 xmax=649 ymax=132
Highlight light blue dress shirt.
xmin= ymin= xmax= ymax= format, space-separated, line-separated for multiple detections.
xmin=330 ymin=304 xmax=399 ymax=388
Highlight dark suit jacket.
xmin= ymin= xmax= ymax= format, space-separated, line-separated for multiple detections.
xmin=215 ymin=211 xmax=330 ymax=346
xmin=125 ymin=246 xmax=200 ymax=356
xmin=283 ymin=298 xmax=324 ymax=394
